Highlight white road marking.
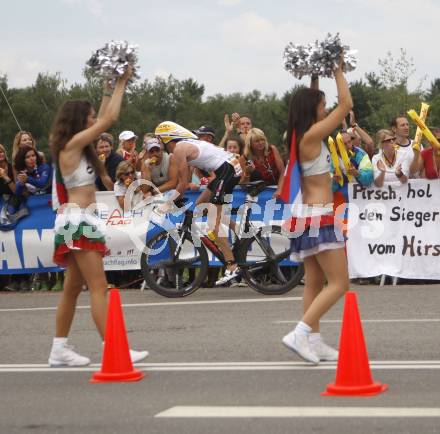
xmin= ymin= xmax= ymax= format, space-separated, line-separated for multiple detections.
xmin=276 ymin=319 xmax=440 ymax=324
xmin=1 ymin=360 xmax=440 ymax=373
xmin=155 ymin=406 xmax=440 ymax=418
xmin=0 ymin=296 xmax=302 ymax=313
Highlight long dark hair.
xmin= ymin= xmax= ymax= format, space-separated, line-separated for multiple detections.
xmin=14 ymin=145 xmax=43 ymax=172
xmin=286 ymin=88 xmax=325 ymax=161
xmin=50 ymin=100 xmax=104 ymax=176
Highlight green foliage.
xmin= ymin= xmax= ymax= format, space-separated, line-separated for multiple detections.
xmin=0 ymin=49 xmax=439 ymax=160
xmin=351 ymin=50 xmax=427 ymax=140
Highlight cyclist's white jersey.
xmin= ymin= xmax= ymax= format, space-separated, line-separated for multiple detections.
xmin=181 ymin=139 xmax=233 ymax=172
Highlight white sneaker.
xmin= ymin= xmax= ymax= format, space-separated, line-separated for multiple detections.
xmin=130 ymin=349 xmax=149 ymax=363
xmin=48 ymin=345 xmax=91 ymax=367
xmin=310 ymin=340 xmax=339 ymax=361
xmin=282 ymin=332 xmax=320 ymax=365
xmin=215 ymin=267 xmax=241 ymax=286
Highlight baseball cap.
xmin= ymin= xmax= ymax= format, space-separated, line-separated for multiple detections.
xmin=194 ymin=125 xmax=215 ymax=138
xmin=119 ymin=130 xmax=138 ymax=141
xmin=145 ymin=138 xmax=161 ymax=151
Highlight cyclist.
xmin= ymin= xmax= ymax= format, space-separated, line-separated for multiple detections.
xmin=155 ymin=121 xmax=243 ymax=285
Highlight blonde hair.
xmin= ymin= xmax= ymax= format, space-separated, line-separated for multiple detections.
xmin=115 ymin=160 xmax=135 ymax=181
xmin=0 ymin=143 xmax=10 ymax=170
xmin=244 ymin=128 xmax=269 ymax=159
xmin=376 ymin=129 xmax=394 ymax=148
xmin=12 ymin=131 xmax=36 ymax=160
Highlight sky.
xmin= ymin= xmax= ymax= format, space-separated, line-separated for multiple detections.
xmin=1 ymin=0 xmax=439 ymax=104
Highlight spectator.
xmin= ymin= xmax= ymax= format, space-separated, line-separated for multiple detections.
xmin=391 ymin=115 xmax=411 ymax=145
xmin=143 ymin=132 xmax=156 ymax=144
xmin=0 ymin=144 xmax=16 ymax=290
xmin=0 ymin=144 xmax=15 ymax=195
xmin=138 ymin=132 xmax=156 ymax=163
xmin=231 ymin=113 xmax=252 ymax=142
xmin=14 ymin=145 xmax=52 ymax=197
xmin=194 ymin=125 xmax=216 ymax=144
xmin=345 ymin=110 xmax=375 ymax=159
xmin=372 ymin=129 xmax=410 ymax=187
xmin=95 ymin=132 xmax=123 ymax=191
xmin=332 ymin=131 xmax=373 ymax=190
xmin=140 ymin=138 xmax=178 ymax=195
xmin=114 ymin=161 xmax=143 ymax=209
xmin=117 ymin=130 xmax=139 ymax=168
xmin=224 ymin=136 xmax=244 ymax=156
xmin=241 ymin=128 xmax=285 ymax=187
xmin=11 ymin=131 xmax=46 ymax=173
xmin=413 ymin=127 xmax=440 ymax=179
xmin=11 ymin=145 xmax=51 ymax=291
xmin=391 ymin=114 xmax=420 ymax=177
xmin=218 ymin=114 xmax=235 ymax=149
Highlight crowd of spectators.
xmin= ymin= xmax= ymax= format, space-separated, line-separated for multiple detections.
xmin=1 ymin=107 xmax=439 ymax=291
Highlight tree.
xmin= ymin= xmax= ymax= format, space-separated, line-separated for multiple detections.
xmin=350 ymin=50 xmax=424 ymax=137
xmin=1 ymin=51 xmax=439 ymax=160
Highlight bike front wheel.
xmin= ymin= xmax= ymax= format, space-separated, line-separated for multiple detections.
xmin=236 ymin=225 xmax=303 ymax=295
xmin=140 ymin=229 xmax=208 ymax=297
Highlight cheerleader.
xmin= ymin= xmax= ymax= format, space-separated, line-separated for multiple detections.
xmin=282 ymin=57 xmax=353 ymax=364
xmin=48 ymin=67 xmax=147 ymax=366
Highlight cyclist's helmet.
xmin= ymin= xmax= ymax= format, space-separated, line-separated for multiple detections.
xmin=155 ymin=121 xmax=197 ymax=144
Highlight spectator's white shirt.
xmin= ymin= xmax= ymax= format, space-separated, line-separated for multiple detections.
xmin=397 ymin=141 xmax=419 ymax=178
xmin=396 ymin=140 xmax=414 ymax=159
xmin=113 ymin=180 xmax=143 ymax=206
xmin=372 ymin=149 xmax=411 ymax=183
xmin=114 ymin=180 xmax=127 ymax=197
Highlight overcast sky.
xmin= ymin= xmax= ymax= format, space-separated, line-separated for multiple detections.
xmin=1 ymin=0 xmax=439 ymax=103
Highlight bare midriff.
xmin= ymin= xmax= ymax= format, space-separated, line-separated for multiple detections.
xmin=301 ymin=172 xmax=333 ymax=208
xmin=66 ymin=185 xmax=97 ymax=209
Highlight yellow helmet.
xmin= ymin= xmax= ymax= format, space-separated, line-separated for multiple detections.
xmin=155 ymin=121 xmax=197 ymax=144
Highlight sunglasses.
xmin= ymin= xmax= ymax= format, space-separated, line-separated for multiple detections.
xmin=122 ymin=171 xmax=134 ymax=176
xmin=381 ymin=137 xmax=396 ymax=144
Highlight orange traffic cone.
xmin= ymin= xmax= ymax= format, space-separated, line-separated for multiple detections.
xmin=322 ymin=291 xmax=387 ymax=396
xmin=90 ymin=288 xmax=144 ymax=383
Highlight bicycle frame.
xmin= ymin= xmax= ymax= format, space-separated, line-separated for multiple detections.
xmin=175 ymin=192 xmax=278 ymax=270
xmin=142 ymin=183 xmax=303 ymax=296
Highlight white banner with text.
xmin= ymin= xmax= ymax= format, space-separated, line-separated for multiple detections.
xmin=347 ymin=179 xmax=440 ymax=279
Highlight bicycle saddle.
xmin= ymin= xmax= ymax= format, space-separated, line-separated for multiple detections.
xmin=240 ymin=180 xmax=268 ymax=197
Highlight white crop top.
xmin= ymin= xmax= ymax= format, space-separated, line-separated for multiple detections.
xmin=184 ymin=139 xmax=233 ymax=172
xmin=63 ymin=155 xmax=96 ymax=189
xmin=301 ymin=142 xmax=331 ymax=177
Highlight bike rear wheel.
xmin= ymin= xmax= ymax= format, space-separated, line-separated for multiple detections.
xmin=140 ymin=229 xmax=208 ymax=297
xmin=236 ymin=225 xmax=303 ymax=295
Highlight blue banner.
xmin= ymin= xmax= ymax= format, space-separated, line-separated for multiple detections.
xmin=0 ymin=194 xmax=60 ymax=275
xmin=0 ymin=186 xmax=290 ymax=274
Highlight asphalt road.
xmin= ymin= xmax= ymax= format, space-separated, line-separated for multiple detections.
xmin=1 ymin=284 xmax=440 ymax=434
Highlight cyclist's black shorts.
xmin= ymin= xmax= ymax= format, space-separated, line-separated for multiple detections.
xmin=207 ymin=162 xmax=240 ymax=205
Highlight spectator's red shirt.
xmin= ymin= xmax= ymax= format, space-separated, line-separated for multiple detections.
xmin=421 ymin=148 xmax=440 ymax=179
xmin=252 ymin=146 xmax=280 ymax=185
